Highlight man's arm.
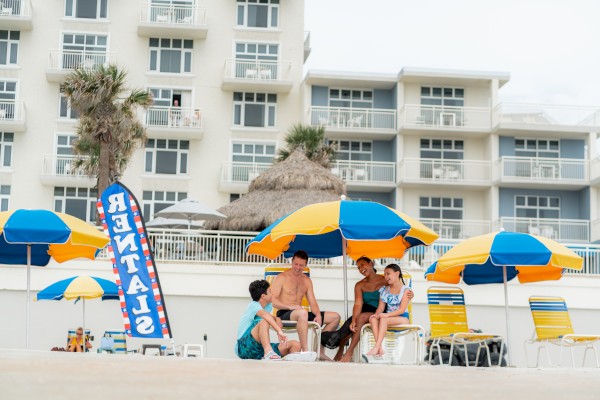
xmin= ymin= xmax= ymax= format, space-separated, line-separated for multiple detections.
xmin=305 ymin=278 xmax=322 ymax=325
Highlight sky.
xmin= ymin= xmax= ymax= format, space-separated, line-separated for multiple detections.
xmin=304 ymin=0 xmax=600 ymax=107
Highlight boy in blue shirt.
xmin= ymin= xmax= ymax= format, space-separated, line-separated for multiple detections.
xmin=236 ymin=280 xmax=301 ymax=360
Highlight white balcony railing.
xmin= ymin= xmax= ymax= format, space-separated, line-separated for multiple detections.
xmin=140 ymin=2 xmax=207 ymax=25
xmin=0 ymin=100 xmax=24 ymax=121
xmin=47 ymin=50 xmax=115 ymax=71
xmin=497 ymin=156 xmax=588 ymax=181
xmin=399 ymin=158 xmax=491 ymax=183
xmin=41 ymin=155 xmax=91 ymax=178
xmin=420 ymin=218 xmax=492 ymax=240
xmin=92 ymin=228 xmax=600 ymax=275
xmin=224 ymin=59 xmax=292 ymax=82
xmin=494 ymin=103 xmax=600 ymax=128
xmin=0 ymin=0 xmax=30 ymax=17
xmin=399 ymin=104 xmax=491 ymax=130
xmin=143 ymin=106 xmax=202 ymax=129
xmin=220 ymin=162 xmax=272 ymax=184
xmin=498 ymin=217 xmax=589 ymax=243
xmin=330 ymin=160 xmax=395 ymax=184
xmin=310 ymin=106 xmax=396 ymax=130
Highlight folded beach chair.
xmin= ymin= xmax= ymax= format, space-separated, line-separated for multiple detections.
xmin=358 ymin=272 xmax=425 ymax=364
xmin=264 ymin=266 xmax=322 ymax=353
xmin=67 ymin=329 xmax=91 ymax=352
xmin=427 ymin=286 xmax=505 ymax=367
xmin=525 ymin=296 xmax=600 ymax=367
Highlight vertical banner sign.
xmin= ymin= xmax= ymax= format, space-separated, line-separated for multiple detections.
xmin=97 ymin=182 xmax=171 ymax=339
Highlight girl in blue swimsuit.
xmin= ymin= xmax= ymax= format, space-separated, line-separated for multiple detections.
xmin=365 ymin=263 xmax=411 ymax=358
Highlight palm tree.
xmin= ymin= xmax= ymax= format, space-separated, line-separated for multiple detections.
xmin=61 ymin=64 xmax=153 ymax=203
xmin=277 ymin=123 xmax=336 ymax=167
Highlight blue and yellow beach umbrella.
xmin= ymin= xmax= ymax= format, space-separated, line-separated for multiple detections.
xmin=35 ymin=276 xmax=119 ymax=302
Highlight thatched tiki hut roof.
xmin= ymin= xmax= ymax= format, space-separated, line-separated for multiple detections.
xmin=206 ymin=149 xmax=346 ymax=232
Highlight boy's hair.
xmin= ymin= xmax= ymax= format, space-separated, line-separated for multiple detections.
xmin=384 ymin=263 xmax=406 ymax=285
xmin=292 ymin=250 xmax=309 ymax=262
xmin=249 ymin=280 xmax=270 ymax=301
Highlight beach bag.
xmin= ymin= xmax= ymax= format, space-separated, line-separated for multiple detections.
xmin=99 ymin=334 xmax=115 ymax=351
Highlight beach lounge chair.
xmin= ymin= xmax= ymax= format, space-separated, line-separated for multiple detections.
xmin=525 ymin=296 xmax=600 ymax=367
xmin=358 ymin=272 xmax=425 ymax=364
xmin=264 ymin=266 xmax=322 ymax=353
xmin=98 ymin=329 xmax=128 ymax=354
xmin=67 ymin=328 xmax=92 ymax=352
xmin=427 ymin=286 xmax=505 ymax=367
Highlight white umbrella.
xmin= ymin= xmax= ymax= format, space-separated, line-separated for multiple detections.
xmin=155 ymin=198 xmax=226 ymax=229
xmin=145 ymin=217 xmax=204 ymax=230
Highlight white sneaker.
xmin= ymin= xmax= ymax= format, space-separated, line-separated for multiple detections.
xmin=283 ymin=351 xmax=318 ymax=362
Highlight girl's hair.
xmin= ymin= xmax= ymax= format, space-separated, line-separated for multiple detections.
xmin=384 ymin=263 xmax=405 ymax=285
xmin=357 ymin=255 xmax=377 ymax=273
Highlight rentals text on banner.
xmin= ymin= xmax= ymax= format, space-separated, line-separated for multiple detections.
xmin=97 ymin=182 xmax=172 ymax=339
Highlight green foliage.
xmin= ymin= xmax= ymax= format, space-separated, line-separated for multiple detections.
xmin=277 ymin=124 xmax=336 ymax=167
xmin=61 ymin=64 xmax=152 ymax=200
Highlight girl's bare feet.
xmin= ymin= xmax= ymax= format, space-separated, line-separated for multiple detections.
xmin=366 ymin=347 xmax=378 ymax=356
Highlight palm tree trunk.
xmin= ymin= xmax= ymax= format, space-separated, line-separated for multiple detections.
xmin=96 ymin=139 xmax=110 ymax=225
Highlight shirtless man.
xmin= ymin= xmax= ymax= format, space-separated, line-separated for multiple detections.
xmin=270 ymin=250 xmax=341 ymax=360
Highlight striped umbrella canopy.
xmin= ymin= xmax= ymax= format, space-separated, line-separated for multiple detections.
xmin=0 ymin=209 xmax=110 ymax=348
xmin=247 ymin=200 xmax=438 ymax=317
xmin=36 ymin=276 xmax=118 ymax=349
xmin=425 ymin=230 xmax=583 ymax=365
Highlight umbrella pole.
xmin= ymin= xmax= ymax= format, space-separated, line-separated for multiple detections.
xmin=82 ymin=298 xmax=86 ymax=353
xmin=503 ymin=265 xmax=512 ymax=366
xmin=26 ymin=244 xmax=31 ymax=350
xmin=342 ymin=237 xmax=348 ymax=320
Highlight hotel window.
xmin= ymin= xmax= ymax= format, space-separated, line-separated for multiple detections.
xmin=59 ymin=93 xmax=79 ymax=120
xmin=142 ymin=190 xmax=187 ymax=218
xmin=420 ymin=139 xmax=464 ymax=160
xmin=149 ymin=38 xmax=193 ymax=74
xmin=515 ymin=195 xmax=560 ymax=219
xmin=54 ymin=187 xmax=98 ymax=223
xmin=0 ymin=185 xmax=9 ymax=211
xmin=232 ymin=142 xmax=275 ymax=163
xmin=0 ymin=80 xmax=16 ymax=119
xmin=65 ymin=0 xmax=108 ymax=19
xmin=329 ymin=89 xmax=373 ymax=109
xmin=0 ymin=132 xmax=12 ymax=168
xmin=233 ymin=92 xmax=276 ymax=127
xmin=55 ymin=134 xmax=77 ymax=175
xmin=330 ymin=140 xmax=372 ymax=161
xmin=236 ymin=0 xmax=279 ymax=28
xmin=145 ymin=139 xmax=189 ymax=175
xmin=0 ymin=30 xmax=19 ymax=66
xmin=61 ymin=33 xmax=108 ymax=70
xmin=515 ymin=138 xmax=559 ymax=158
xmin=420 ymin=197 xmax=463 ymax=219
xmin=235 ymin=42 xmax=279 ymax=78
xmin=420 ymin=87 xmax=464 ymax=107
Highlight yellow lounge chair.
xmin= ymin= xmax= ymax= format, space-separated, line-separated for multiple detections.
xmin=427 ymin=286 xmax=505 ymax=367
xmin=264 ymin=266 xmax=322 ymax=353
xmin=358 ymin=272 xmax=425 ymax=364
xmin=67 ymin=329 xmax=92 ymax=352
xmin=525 ymin=296 xmax=600 ymax=367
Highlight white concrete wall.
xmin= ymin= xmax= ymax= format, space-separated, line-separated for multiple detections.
xmin=2 ymin=261 xmax=600 ymax=367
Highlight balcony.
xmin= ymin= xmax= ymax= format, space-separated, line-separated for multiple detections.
xmin=142 ymin=106 xmax=203 ymax=140
xmin=222 ymin=60 xmax=293 ymax=93
xmin=138 ymin=2 xmax=207 ymax=38
xmin=0 ymin=0 xmax=32 ymax=30
xmin=0 ymin=101 xmax=26 ymax=132
xmin=493 ymin=103 xmax=600 ymax=134
xmin=330 ymin=160 xmax=396 ymax=192
xmin=499 ymin=217 xmax=589 ymax=243
xmin=591 ymin=157 xmax=600 ymax=185
xmin=420 ymin=218 xmax=492 ymax=240
xmin=39 ymin=155 xmax=95 ymax=187
xmin=219 ymin=162 xmax=272 ymax=193
xmin=309 ymin=106 xmax=396 ymax=139
xmin=399 ymin=104 xmax=491 ymax=134
xmin=398 ymin=158 xmax=491 ymax=187
xmin=304 ymin=31 xmax=311 ymax=62
xmin=46 ymin=50 xmax=116 ymax=83
xmin=496 ymin=156 xmax=588 ymax=188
